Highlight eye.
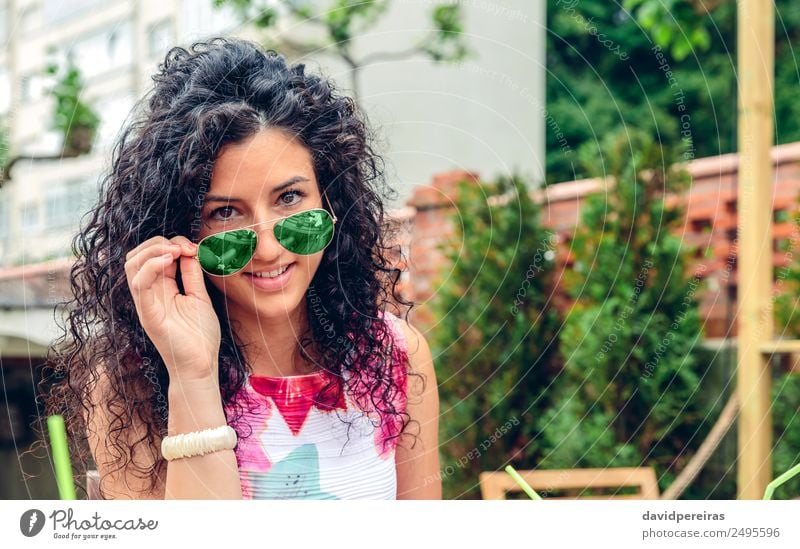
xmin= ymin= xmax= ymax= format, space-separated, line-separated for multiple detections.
xmin=278 ymin=188 xmax=306 ymax=207
xmin=208 ymin=206 xmax=238 ymax=220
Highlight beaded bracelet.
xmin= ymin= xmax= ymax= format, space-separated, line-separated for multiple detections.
xmin=161 ymin=425 xmax=237 ymax=461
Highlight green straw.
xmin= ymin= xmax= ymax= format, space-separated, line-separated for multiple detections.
xmin=763 ymin=462 xmax=800 ymax=500
xmin=47 ymin=415 xmax=76 ymax=500
xmin=505 ymin=465 xmax=542 ymax=500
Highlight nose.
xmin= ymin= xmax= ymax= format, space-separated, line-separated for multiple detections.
xmin=251 ymin=223 xmax=284 ymax=263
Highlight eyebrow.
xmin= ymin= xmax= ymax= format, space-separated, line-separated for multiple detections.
xmin=204 ymin=176 xmax=311 ymax=203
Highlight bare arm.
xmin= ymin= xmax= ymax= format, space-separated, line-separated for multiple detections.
xmin=395 ymin=319 xmax=441 ymax=499
xmin=92 ymin=235 xmax=243 ymax=499
xmin=163 ymin=373 xmax=242 ymax=499
xmin=85 ymin=363 xmax=243 ymax=499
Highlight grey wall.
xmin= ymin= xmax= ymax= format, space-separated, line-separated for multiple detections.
xmin=301 ymin=1 xmax=546 ymax=206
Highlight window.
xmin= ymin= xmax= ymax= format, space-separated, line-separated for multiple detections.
xmin=46 ymin=177 xmax=96 ymax=229
xmin=15 ymin=130 xmax=60 ymax=156
xmin=19 ymin=72 xmax=46 ymax=102
xmin=0 ymin=193 xmax=8 ymax=264
xmin=20 ymin=74 xmax=31 ymax=101
xmin=44 ymin=0 xmax=105 ymax=25
xmin=147 ymin=18 xmax=174 ymax=59
xmin=0 ymin=6 xmax=7 ymax=44
xmin=181 ymin=0 xmax=240 ymax=40
xmin=107 ymin=24 xmax=132 ymax=69
xmin=21 ymin=201 xmax=40 ymax=231
xmin=19 ymin=3 xmax=41 ymax=35
xmin=38 ymin=130 xmax=62 ymax=153
xmin=0 ymin=194 xmax=8 ymax=239
xmin=0 ymin=68 xmax=9 ymax=114
xmin=95 ymin=91 xmax=134 ymax=151
xmin=46 ymin=184 xmax=71 ymax=229
xmin=71 ymin=22 xmax=133 ymax=80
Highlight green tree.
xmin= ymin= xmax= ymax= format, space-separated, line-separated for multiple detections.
xmin=772 ymin=207 xmax=800 ymax=500
xmin=430 ymin=174 xmax=561 ymax=499
xmin=2 ymin=54 xmax=100 ymax=181
xmin=538 ymin=130 xmax=713 ymax=496
xmin=546 ymin=1 xmax=800 ymax=184
xmin=214 ymin=0 xmax=470 ymax=102
xmin=624 ymin=0 xmax=717 ymax=61
xmin=44 ymin=56 xmax=100 ymax=158
xmin=771 ymin=372 xmax=800 ymax=499
xmin=634 ymin=0 xmax=800 ymax=500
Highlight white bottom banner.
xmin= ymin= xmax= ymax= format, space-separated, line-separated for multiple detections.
xmin=2 ymin=500 xmax=799 ymax=548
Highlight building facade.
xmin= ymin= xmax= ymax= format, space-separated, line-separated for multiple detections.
xmin=0 ymin=0 xmax=547 ymax=498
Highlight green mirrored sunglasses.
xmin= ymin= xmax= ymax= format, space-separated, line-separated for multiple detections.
xmin=195 ymin=206 xmax=337 ymax=277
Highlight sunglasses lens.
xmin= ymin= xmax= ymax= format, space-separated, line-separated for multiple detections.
xmin=197 ymin=229 xmax=257 ymax=276
xmin=274 ymin=209 xmax=335 ymax=255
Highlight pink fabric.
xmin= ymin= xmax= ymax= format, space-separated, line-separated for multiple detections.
xmin=348 ymin=311 xmax=409 ymax=458
xmin=223 ymin=310 xmax=409 ymax=499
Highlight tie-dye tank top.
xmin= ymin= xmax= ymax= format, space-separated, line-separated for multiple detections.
xmin=224 ymin=310 xmax=409 ymax=499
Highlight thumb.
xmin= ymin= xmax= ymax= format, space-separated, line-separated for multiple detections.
xmin=180 ymin=253 xmax=212 ymax=302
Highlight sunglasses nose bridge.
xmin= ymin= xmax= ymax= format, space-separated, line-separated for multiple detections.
xmin=250 ymin=221 xmax=285 ymax=259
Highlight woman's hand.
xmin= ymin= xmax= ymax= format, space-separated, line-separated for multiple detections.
xmin=124 ymin=236 xmax=221 ymax=383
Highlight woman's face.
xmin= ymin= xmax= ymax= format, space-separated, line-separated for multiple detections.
xmin=198 ymin=128 xmax=326 ymax=321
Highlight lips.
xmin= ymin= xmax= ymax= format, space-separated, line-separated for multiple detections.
xmin=250 ymin=264 xmax=291 ymax=278
xmin=243 ymin=263 xmax=295 ymax=291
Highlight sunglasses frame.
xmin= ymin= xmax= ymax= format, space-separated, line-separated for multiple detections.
xmin=194 ymin=189 xmax=338 ymax=277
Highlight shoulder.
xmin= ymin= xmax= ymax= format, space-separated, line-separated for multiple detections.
xmin=380 ymin=310 xmax=435 ymax=385
xmin=390 ymin=313 xmax=441 ymax=498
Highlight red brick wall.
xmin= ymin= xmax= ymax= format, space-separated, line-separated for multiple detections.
xmin=390 ymin=143 xmax=800 ymax=338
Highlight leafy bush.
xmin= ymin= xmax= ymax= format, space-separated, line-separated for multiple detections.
xmin=430 ymin=174 xmax=560 ymax=499
xmin=538 ymin=130 xmax=712 ymax=497
xmin=45 ymin=57 xmax=100 ymax=157
xmin=772 ymin=205 xmax=800 ymax=499
xmin=546 ymin=0 xmax=800 ymax=184
xmin=772 ymin=372 xmax=800 ymax=499
xmin=429 ymin=134 xmax=797 ymax=500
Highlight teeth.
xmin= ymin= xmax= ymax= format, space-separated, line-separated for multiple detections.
xmin=252 ymin=265 xmax=290 ymax=278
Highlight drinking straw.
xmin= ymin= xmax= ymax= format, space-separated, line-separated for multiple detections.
xmin=763 ymin=462 xmax=800 ymax=500
xmin=505 ymin=465 xmax=542 ymax=500
xmin=47 ymin=414 xmax=76 ymax=500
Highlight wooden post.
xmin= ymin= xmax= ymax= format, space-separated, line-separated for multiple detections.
xmin=736 ymin=0 xmax=774 ymax=500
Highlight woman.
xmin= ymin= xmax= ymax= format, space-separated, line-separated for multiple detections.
xmin=42 ymin=37 xmax=440 ymax=499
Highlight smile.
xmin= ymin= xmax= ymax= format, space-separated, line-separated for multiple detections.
xmin=242 ymin=263 xmax=296 ymax=291
xmin=251 ymin=265 xmax=291 ymax=278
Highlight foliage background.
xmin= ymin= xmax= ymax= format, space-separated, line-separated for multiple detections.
xmin=430 ymin=174 xmax=560 ymax=499
xmin=546 ymin=1 xmax=800 ymax=185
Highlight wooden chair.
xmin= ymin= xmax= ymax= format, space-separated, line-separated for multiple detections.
xmin=479 ymin=467 xmax=660 ymax=500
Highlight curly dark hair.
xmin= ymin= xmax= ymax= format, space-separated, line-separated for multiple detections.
xmin=35 ymin=37 xmax=418 ymax=498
